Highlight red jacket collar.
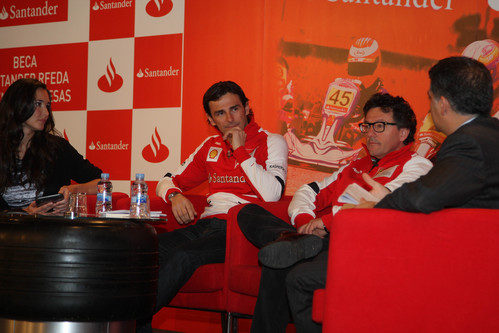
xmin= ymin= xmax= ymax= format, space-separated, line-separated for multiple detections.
xmin=361 ymin=143 xmax=414 ymax=167
xmin=243 ymin=119 xmax=260 ymax=137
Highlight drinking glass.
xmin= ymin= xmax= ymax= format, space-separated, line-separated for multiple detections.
xmin=65 ymin=193 xmax=87 ymax=218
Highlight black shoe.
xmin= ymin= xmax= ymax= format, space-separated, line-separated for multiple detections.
xmin=258 ymin=232 xmax=323 ymax=269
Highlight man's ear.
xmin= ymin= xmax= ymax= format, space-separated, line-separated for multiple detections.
xmin=440 ymin=96 xmax=452 ymax=115
xmin=207 ymin=115 xmax=216 ymax=127
xmin=244 ymin=102 xmax=250 ymax=116
xmin=399 ymin=127 xmax=410 ymax=143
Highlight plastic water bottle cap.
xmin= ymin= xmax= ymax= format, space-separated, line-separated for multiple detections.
xmin=101 ymin=173 xmax=109 ymax=180
xmin=135 ymin=173 xmax=145 ymax=180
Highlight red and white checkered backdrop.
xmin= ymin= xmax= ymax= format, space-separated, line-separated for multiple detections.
xmin=0 ymin=0 xmax=184 ymax=195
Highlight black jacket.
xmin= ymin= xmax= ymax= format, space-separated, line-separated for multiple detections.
xmin=376 ymin=116 xmax=499 ymax=212
xmin=0 ymin=136 xmax=102 ymax=210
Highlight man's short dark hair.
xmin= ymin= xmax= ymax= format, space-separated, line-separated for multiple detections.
xmin=202 ymin=81 xmax=249 ymax=116
xmin=363 ymin=92 xmax=417 ymax=145
xmin=429 ymin=56 xmax=493 ymax=116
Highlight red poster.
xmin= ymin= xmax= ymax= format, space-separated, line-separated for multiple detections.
xmin=86 ymin=109 xmax=133 ymax=180
xmin=90 ymin=0 xmax=135 ymax=41
xmin=0 ymin=43 xmax=88 ymax=110
xmin=134 ymin=33 xmax=182 ymax=108
xmin=262 ymin=0 xmax=498 ymax=170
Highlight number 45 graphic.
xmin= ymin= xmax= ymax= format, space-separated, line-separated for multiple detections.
xmin=328 ymin=88 xmax=354 ymax=107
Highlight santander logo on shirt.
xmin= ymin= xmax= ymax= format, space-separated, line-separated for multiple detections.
xmin=145 ymin=0 xmax=173 ymax=17
xmin=142 ymin=127 xmax=169 ymax=163
xmin=97 ymin=57 xmax=123 ymax=93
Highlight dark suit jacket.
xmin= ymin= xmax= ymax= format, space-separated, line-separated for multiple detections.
xmin=376 ymin=116 xmax=499 ymax=213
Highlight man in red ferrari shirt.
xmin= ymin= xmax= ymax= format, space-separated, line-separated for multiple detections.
xmin=136 ymin=81 xmax=288 ymax=333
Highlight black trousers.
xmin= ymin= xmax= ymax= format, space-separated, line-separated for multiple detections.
xmin=136 ymin=217 xmax=227 ymax=333
xmin=237 ymin=204 xmax=327 ymax=333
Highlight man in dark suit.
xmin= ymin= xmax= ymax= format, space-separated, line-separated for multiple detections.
xmin=281 ymin=56 xmax=499 ymax=333
xmin=368 ymin=56 xmax=499 ymax=211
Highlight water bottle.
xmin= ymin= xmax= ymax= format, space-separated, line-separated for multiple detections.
xmin=130 ymin=173 xmax=150 ymax=218
xmin=96 ymin=173 xmax=113 ymax=216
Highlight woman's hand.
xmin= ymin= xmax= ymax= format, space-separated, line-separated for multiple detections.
xmin=50 ymin=186 xmax=71 ymax=215
xmin=25 ymin=201 xmax=56 ymax=215
xmin=25 ymin=187 xmax=71 ymax=216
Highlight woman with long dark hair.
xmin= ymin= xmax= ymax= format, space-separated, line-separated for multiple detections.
xmin=0 ymin=78 xmax=102 ymax=214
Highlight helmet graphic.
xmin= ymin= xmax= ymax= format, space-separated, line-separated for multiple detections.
xmin=348 ymin=37 xmax=380 ymax=76
xmin=348 ymin=37 xmax=380 ymax=64
xmin=462 ymin=39 xmax=499 ymax=83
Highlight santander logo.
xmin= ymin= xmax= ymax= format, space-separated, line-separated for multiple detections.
xmin=89 ymin=140 xmax=129 ymax=151
xmin=145 ymin=0 xmax=173 ymax=17
xmin=0 ymin=7 xmax=8 ymax=20
xmin=98 ymin=58 xmax=123 ymax=93
xmin=92 ymin=1 xmax=133 ymax=11
xmin=142 ymin=127 xmax=169 ymax=163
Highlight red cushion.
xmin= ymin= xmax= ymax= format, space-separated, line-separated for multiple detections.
xmin=225 ymin=198 xmax=292 ymax=315
xmin=228 ymin=265 xmax=262 ymax=296
xmin=180 ymin=264 xmax=225 ymax=292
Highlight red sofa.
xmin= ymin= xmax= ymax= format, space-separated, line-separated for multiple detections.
xmin=117 ymin=194 xmax=499 ymax=332
xmin=116 ymin=195 xmax=294 ymax=331
xmin=313 ymin=208 xmax=499 ymax=333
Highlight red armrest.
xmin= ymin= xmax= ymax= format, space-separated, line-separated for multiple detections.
xmin=224 ymin=197 xmax=293 ymax=313
xmin=226 ymin=197 xmax=292 ymax=267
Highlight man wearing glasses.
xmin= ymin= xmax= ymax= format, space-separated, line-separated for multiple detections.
xmin=237 ymin=92 xmax=433 ymax=333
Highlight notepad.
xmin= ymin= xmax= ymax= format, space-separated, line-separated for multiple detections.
xmin=101 ymin=210 xmax=166 ymax=219
xmin=338 ymin=183 xmax=378 ymax=205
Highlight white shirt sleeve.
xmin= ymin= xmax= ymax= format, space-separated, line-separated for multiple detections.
xmin=384 ymin=154 xmax=433 ymax=192
xmin=240 ymin=133 xmax=288 ymax=202
xmin=288 ymin=165 xmax=347 ymax=223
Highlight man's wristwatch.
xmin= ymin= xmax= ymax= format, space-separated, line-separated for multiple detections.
xmin=167 ymin=191 xmax=180 ymax=203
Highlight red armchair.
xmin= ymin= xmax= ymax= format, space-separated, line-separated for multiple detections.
xmin=116 ymin=195 xmax=227 ymax=308
xmin=116 ymin=194 xmax=295 ymax=332
xmin=151 ymin=195 xmax=227 ymax=311
xmin=225 ymin=198 xmax=292 ymax=321
xmin=314 ymin=208 xmax=499 ymax=333
xmin=116 ymin=194 xmax=229 ymax=327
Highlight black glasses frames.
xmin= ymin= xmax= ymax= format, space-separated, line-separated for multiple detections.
xmin=359 ymin=121 xmax=397 ymax=133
